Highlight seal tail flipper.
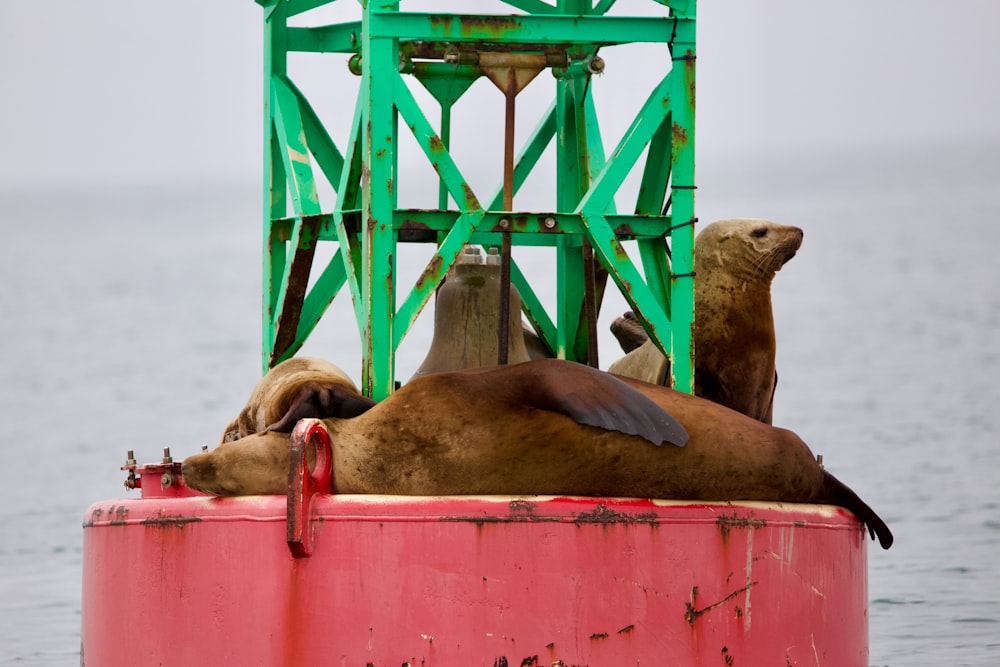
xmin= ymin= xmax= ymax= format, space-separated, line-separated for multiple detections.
xmin=265 ymin=383 xmax=377 ymax=433
xmin=528 ymin=359 xmax=688 ymax=448
xmin=822 ymin=471 xmax=894 ymax=550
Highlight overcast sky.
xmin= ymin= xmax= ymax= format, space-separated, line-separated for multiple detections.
xmin=1 ymin=1 xmax=998 ymax=193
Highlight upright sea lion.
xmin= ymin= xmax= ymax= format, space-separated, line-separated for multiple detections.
xmin=610 ymin=218 xmax=803 ymax=423
xmin=219 ymin=357 xmax=375 ymax=443
xmin=182 ymin=358 xmax=892 ymax=549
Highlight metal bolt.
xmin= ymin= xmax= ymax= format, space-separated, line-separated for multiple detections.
xmin=347 ymin=53 xmax=362 ymax=76
xmin=125 ymin=450 xmax=137 ymax=467
xmin=162 ymin=447 xmax=173 ymax=465
xmin=543 ymin=216 xmax=556 ymax=229
xmin=588 ymin=55 xmax=605 ymax=75
xmin=816 ymin=454 xmax=824 ymax=469
xmin=499 ymin=217 xmax=511 ymax=229
xmin=161 ymin=473 xmax=174 ymax=488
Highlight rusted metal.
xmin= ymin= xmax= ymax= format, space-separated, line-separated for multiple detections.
xmin=582 ymin=238 xmax=599 ymax=368
xmin=286 ymin=419 xmax=333 ymax=558
xmin=497 ymin=227 xmax=512 ymax=365
xmin=120 ymin=451 xmax=206 ymax=499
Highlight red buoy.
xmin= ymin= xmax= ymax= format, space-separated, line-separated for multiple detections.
xmin=82 ymin=420 xmax=869 ymax=665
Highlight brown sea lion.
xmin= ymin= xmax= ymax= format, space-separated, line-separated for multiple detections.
xmin=219 ymin=357 xmax=375 ymax=443
xmin=610 ymin=218 xmax=803 ymax=424
xmin=182 ymin=358 xmax=892 ymax=549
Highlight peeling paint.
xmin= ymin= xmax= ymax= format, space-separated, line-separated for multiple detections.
xmin=574 ymin=503 xmax=658 ymax=525
xmin=140 ymin=515 xmax=202 ymax=528
xmin=716 ymin=512 xmax=766 ymax=542
xmin=414 ymin=254 xmax=444 ymax=292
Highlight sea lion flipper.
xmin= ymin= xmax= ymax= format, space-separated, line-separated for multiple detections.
xmin=529 ymin=360 xmax=688 ymax=447
xmin=265 ymin=383 xmax=376 ymax=433
xmin=822 ymin=471 xmax=894 ymax=550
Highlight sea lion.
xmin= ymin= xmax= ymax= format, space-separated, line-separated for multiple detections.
xmin=182 ymin=358 xmax=892 ymax=549
xmin=219 ymin=357 xmax=375 ymax=443
xmin=610 ymin=218 xmax=803 ymax=423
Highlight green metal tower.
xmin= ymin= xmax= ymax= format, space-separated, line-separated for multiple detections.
xmin=257 ymin=0 xmax=696 ymax=400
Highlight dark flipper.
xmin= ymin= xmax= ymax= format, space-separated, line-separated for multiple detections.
xmin=526 ymin=359 xmax=688 ymax=447
xmin=823 ymin=471 xmax=894 ymax=550
xmin=265 ymin=382 xmax=377 ymax=433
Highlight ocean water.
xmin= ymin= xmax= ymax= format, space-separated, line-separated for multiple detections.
xmin=0 ymin=143 xmax=997 ymax=665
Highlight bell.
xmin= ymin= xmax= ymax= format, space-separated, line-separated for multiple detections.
xmin=413 ymin=246 xmax=533 ymax=378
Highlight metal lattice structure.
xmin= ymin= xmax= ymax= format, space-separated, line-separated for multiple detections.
xmin=258 ymin=0 xmax=696 ymax=399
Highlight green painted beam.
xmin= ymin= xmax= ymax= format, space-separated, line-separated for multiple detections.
xmin=256 ymin=0 xmax=697 ymax=396
xmin=369 ymin=13 xmax=681 ymax=46
xmin=359 ymin=3 xmax=398 ymax=400
xmin=287 ymin=22 xmax=362 ymax=53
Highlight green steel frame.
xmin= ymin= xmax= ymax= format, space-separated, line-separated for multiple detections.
xmin=257 ymin=0 xmax=696 ymax=400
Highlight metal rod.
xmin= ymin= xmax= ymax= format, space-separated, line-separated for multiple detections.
xmin=498 ymin=70 xmax=517 ymax=366
xmin=582 ymin=238 xmax=599 ymax=368
xmin=438 ymin=103 xmax=451 ymax=210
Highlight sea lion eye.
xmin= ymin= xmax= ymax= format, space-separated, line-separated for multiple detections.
xmin=750 ymin=227 xmax=768 ymax=238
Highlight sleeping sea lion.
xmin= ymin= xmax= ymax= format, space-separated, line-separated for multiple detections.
xmin=610 ymin=218 xmax=803 ymax=423
xmin=182 ymin=358 xmax=892 ymax=549
xmin=219 ymin=356 xmax=375 ymax=443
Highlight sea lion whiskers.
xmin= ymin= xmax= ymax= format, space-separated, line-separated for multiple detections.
xmin=749 ymin=235 xmax=801 ymax=277
xmin=749 ymin=243 xmax=782 ymax=276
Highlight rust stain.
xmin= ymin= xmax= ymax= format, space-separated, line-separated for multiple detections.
xmin=440 ymin=514 xmax=559 ymax=526
xmin=610 ymin=237 xmax=630 ymax=262
xmin=82 ymin=507 xmax=104 ymax=528
xmin=721 ymin=645 xmax=735 ymax=666
xmin=110 ymin=505 xmax=129 ymax=526
xmin=508 ymin=499 xmax=537 ymax=514
xmin=414 ymin=254 xmax=444 ymax=292
xmin=428 ymin=14 xmax=453 ymax=31
xmin=140 ymin=515 xmax=202 ymax=528
xmin=574 ymin=503 xmax=658 ymax=525
xmin=398 ymin=219 xmax=432 ymax=232
xmin=426 ymin=14 xmax=521 ymax=39
xmin=684 ymin=49 xmax=696 ymax=109
xmin=589 ymin=632 xmax=609 ymax=640
xmin=519 ymin=657 xmax=538 ymax=667
xmin=461 ymin=183 xmax=480 ymax=211
xmin=672 ymin=121 xmax=688 ymax=149
xmin=617 ymin=624 xmax=635 ymax=635
xmin=716 ymin=513 xmax=766 ymax=543
xmin=684 ymin=582 xmax=757 ymax=625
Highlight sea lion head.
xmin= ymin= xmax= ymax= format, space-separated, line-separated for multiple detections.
xmin=696 ymin=218 xmax=803 ymax=282
xmin=221 ymin=357 xmax=372 ymax=443
xmin=182 ymin=430 xmax=292 ymax=496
